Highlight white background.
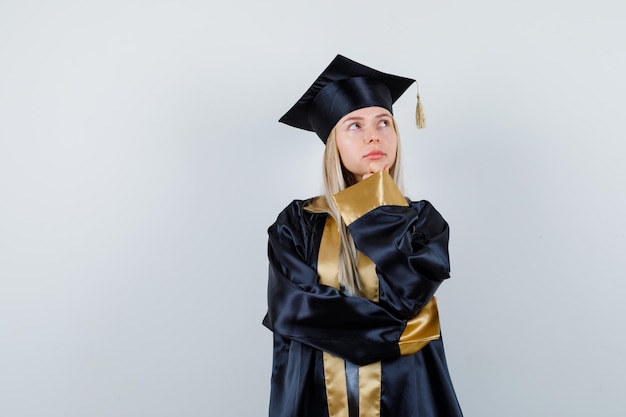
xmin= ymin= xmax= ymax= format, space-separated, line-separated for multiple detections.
xmin=1 ymin=1 xmax=625 ymax=416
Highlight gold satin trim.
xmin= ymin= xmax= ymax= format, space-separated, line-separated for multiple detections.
xmin=304 ymin=196 xmax=328 ymax=213
xmin=323 ymin=352 xmax=350 ymax=417
xmin=332 ymin=170 xmax=408 ymax=226
xmin=319 ymin=217 xmax=349 ymax=416
xmin=359 ymin=362 xmax=381 ymax=417
xmin=317 ymin=216 xmax=382 ymax=417
xmin=398 ymin=297 xmax=441 ymax=355
xmin=318 ymin=216 xmax=340 ymax=288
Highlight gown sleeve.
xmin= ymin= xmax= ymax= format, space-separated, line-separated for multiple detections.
xmin=263 ymin=200 xmax=412 ymax=366
xmin=333 ymin=170 xmax=451 ymax=320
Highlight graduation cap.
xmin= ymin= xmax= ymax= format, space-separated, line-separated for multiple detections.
xmin=279 ymin=54 xmax=425 ymax=143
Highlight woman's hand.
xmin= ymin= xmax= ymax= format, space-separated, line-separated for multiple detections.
xmin=361 ymin=163 xmax=390 ymax=181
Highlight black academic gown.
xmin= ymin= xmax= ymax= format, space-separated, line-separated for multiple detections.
xmin=263 ymin=172 xmax=463 ymax=417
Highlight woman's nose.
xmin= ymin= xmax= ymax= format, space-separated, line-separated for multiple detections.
xmin=366 ymin=127 xmax=380 ymax=143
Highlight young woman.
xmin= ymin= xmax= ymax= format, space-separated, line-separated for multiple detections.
xmin=263 ymin=55 xmax=463 ymax=417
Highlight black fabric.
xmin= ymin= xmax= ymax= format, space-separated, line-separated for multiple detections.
xmin=262 ymin=199 xmax=463 ymax=417
xmin=345 ymin=361 xmax=359 ymax=417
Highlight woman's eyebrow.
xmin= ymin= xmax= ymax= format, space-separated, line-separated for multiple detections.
xmin=341 ymin=113 xmax=391 ymax=126
xmin=341 ymin=116 xmax=364 ymax=124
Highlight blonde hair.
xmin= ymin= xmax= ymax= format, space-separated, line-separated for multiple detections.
xmin=321 ymin=119 xmax=404 ymax=296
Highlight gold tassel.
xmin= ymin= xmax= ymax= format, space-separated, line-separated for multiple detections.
xmin=415 ymin=84 xmax=426 ymax=128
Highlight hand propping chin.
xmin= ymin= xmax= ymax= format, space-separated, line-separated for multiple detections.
xmin=362 ymin=164 xmax=390 ymax=180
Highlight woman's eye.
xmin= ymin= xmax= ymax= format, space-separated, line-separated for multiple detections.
xmin=348 ymin=123 xmax=360 ymax=130
xmin=379 ymin=119 xmax=390 ymax=127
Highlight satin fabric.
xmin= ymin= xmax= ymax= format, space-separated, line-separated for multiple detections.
xmin=263 ymin=199 xmax=463 ymax=417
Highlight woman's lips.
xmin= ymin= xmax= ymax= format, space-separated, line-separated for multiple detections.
xmin=364 ymin=150 xmax=385 ymax=160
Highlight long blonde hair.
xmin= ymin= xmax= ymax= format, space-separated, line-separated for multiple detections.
xmin=321 ymin=119 xmax=404 ymax=296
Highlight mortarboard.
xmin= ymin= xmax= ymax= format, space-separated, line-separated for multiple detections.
xmin=279 ymin=54 xmax=424 ymax=143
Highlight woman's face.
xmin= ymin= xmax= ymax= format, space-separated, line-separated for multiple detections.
xmin=334 ymin=106 xmax=398 ymax=182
